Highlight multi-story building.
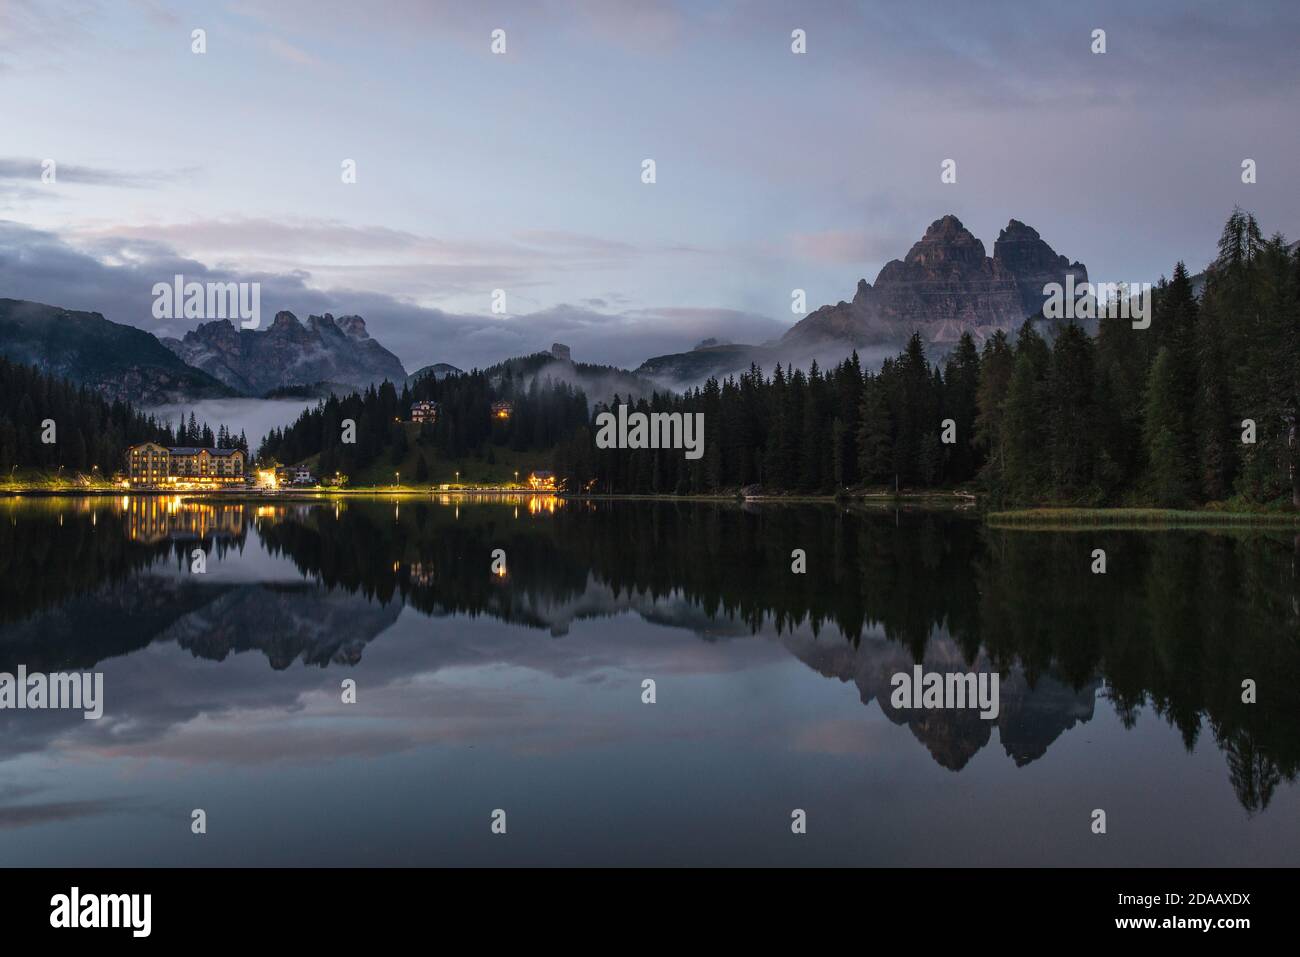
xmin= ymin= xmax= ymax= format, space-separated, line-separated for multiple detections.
xmin=126 ymin=442 xmax=170 ymax=485
xmin=125 ymin=444 xmax=246 ymax=487
xmin=411 ymin=400 xmax=440 ymax=424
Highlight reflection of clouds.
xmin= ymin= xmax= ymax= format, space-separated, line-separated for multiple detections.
xmin=0 ymin=523 xmax=1103 ymax=782
xmin=789 ymin=717 xmax=893 ymax=758
xmin=0 ymin=589 xmax=789 ymax=770
xmin=0 ymin=796 xmax=132 ymax=829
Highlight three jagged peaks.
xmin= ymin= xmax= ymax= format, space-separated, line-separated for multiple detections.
xmin=785 ymin=215 xmax=1088 ymax=347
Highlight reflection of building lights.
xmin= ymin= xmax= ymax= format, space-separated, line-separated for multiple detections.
xmin=526 ymin=495 xmax=561 ymax=515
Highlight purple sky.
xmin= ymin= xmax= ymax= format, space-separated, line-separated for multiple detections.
xmin=2 ymin=0 xmax=1298 ymax=372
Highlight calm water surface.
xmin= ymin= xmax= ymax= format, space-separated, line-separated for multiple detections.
xmin=0 ymin=495 xmax=1297 ymax=865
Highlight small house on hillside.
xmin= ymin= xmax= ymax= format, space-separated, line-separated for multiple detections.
xmin=411 ymin=400 xmax=440 ymax=424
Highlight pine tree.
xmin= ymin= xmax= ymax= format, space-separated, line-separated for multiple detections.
xmin=1144 ymin=346 xmax=1195 ymax=506
xmin=943 ymin=332 xmax=981 ymax=482
xmin=1001 ymin=350 xmax=1047 ymax=504
xmin=974 ymin=331 xmax=1014 ymax=490
xmin=858 ymin=371 xmax=893 ymax=485
xmin=1047 ymin=322 xmax=1098 ymax=500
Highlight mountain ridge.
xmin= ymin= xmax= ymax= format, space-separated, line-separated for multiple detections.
xmin=0 ymin=298 xmax=236 ymax=405
xmin=160 ymin=311 xmax=408 ymax=396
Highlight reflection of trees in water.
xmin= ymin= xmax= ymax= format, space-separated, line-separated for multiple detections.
xmin=256 ymin=501 xmax=1300 ymax=809
xmin=0 ymin=498 xmax=248 ymax=627
xmin=1219 ymin=726 xmax=1283 ymax=814
xmin=2 ymin=498 xmax=1298 ymax=811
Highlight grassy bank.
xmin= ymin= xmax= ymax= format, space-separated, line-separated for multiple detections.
xmin=986 ymin=506 xmax=1300 ymax=529
xmin=0 ymin=469 xmax=117 ymax=493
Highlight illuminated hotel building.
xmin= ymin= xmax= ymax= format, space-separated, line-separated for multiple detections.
xmin=125 ymin=443 xmax=247 ymax=487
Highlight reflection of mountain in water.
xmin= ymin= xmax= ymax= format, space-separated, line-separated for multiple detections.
xmin=784 ymin=630 xmax=1098 ymax=770
xmin=1 ymin=497 xmax=1298 ymax=811
xmin=159 ymin=582 xmax=401 ymax=669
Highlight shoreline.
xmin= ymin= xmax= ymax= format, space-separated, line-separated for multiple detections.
xmin=3 ymin=486 xmax=1298 ymax=526
xmin=986 ymin=507 xmax=1300 ymax=529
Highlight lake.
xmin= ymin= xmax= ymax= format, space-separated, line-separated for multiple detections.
xmin=0 ymin=495 xmax=1297 ymax=866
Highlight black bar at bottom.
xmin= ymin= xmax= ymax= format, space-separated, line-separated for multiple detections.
xmin=0 ymin=867 xmax=1285 ymax=942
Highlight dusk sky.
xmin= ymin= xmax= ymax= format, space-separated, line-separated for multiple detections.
xmin=2 ymin=0 xmax=1298 ymax=372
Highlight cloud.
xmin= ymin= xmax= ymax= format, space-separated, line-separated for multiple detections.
xmin=790 ymin=229 xmax=909 ymax=266
xmin=0 ymin=219 xmax=784 ymax=372
xmin=259 ymin=34 xmax=320 ymax=66
xmin=0 ymin=157 xmax=188 ymax=190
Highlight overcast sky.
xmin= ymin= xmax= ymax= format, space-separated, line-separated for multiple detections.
xmin=1 ymin=0 xmax=1297 ymax=372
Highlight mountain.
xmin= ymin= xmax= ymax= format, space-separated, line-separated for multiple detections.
xmin=634 ymin=215 xmax=1088 ymax=388
xmin=784 ymin=215 xmax=1087 ymax=348
xmin=0 ymin=298 xmax=235 ymax=404
xmin=636 ymin=341 xmax=777 ymax=387
xmin=161 ymin=311 xmax=407 ymax=396
xmin=407 ymin=362 xmax=463 ymax=385
xmin=486 ymin=351 xmax=663 ymax=403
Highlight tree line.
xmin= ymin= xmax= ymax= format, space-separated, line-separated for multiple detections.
xmin=257 ymin=368 xmax=590 ymax=478
xmin=0 ymin=357 xmax=242 ymax=477
xmin=564 ymin=209 xmax=1300 ymax=507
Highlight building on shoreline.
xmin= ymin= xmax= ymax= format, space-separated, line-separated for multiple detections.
xmin=125 ymin=443 xmax=246 ymax=487
xmin=527 ymin=470 xmax=557 ymax=491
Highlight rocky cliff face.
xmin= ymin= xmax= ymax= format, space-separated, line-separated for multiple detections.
xmin=993 ymin=219 xmax=1089 ymax=319
xmin=783 ymin=215 xmax=1087 ymax=347
xmin=161 ymin=311 xmax=407 ymax=396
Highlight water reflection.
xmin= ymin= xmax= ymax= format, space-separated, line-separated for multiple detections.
xmin=0 ymin=496 xmax=1297 ymax=863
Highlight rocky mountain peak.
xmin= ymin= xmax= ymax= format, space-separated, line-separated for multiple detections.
xmin=993 ymin=218 xmax=1088 ymax=318
xmin=161 ymin=309 xmax=406 ymax=396
xmin=335 ymin=314 xmax=370 ymax=339
xmin=903 ymin=214 xmax=988 ymax=268
xmin=781 ymin=214 xmax=1088 ymax=349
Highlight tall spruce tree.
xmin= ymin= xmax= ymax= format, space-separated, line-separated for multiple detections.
xmin=1144 ymin=346 xmax=1196 ymax=506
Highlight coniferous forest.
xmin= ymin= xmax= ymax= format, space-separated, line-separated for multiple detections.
xmin=566 ymin=209 xmax=1300 ymax=507
xmin=0 ymin=357 xmax=246 ymax=477
xmin=257 ymin=369 xmax=590 ymax=480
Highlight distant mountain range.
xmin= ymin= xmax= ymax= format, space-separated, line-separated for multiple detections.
xmin=636 ymin=214 xmax=1088 ymax=388
xmin=0 ymin=299 xmax=411 ymax=404
xmin=0 ymin=214 xmax=1126 ymax=404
